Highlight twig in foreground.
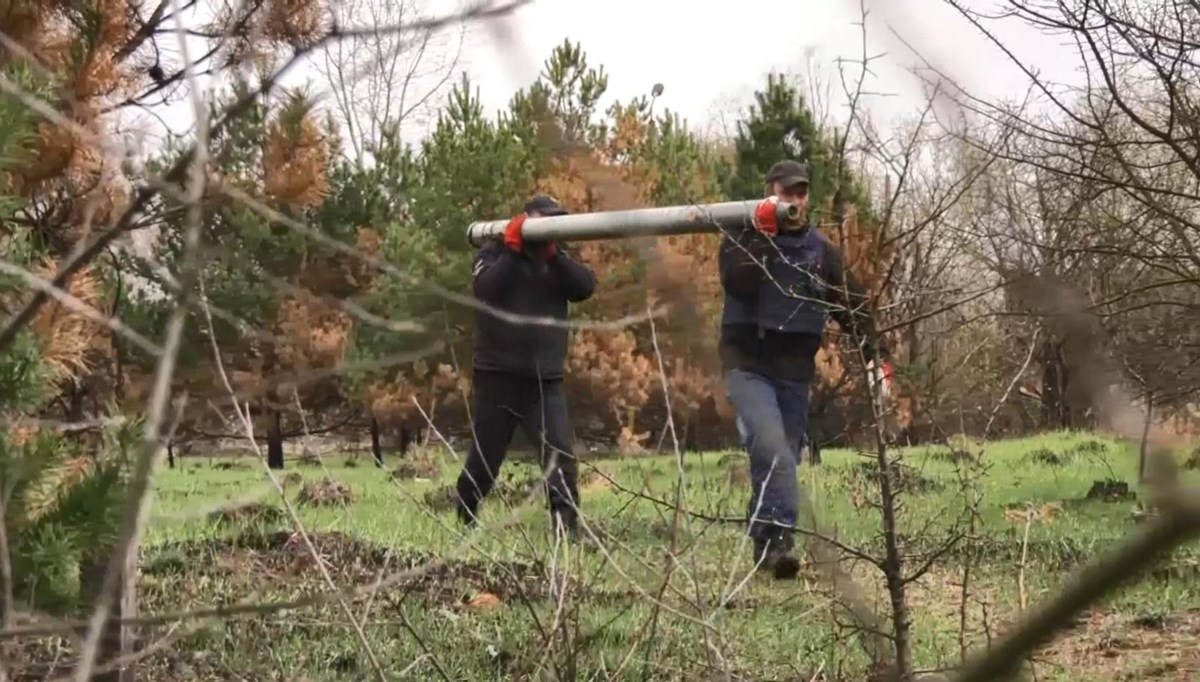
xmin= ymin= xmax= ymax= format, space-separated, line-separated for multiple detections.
xmin=949 ymin=492 xmax=1200 ymax=682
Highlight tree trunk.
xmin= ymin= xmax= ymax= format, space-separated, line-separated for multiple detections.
xmin=267 ymin=411 xmax=284 ymax=469
xmin=399 ymin=425 xmax=413 ymax=456
xmin=1138 ymin=396 xmax=1153 ymax=483
xmin=370 ymin=415 xmax=384 ymax=468
xmin=1040 ymin=338 xmax=1073 ymax=429
xmin=166 ymin=442 xmax=175 ymax=470
xmin=67 ymin=378 xmax=85 ymax=422
xmin=683 ymin=417 xmax=699 ymax=453
xmin=78 ymin=547 xmax=139 ymax=682
xmin=875 ymin=447 xmax=914 ymax=678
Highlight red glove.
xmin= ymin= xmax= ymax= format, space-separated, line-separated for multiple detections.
xmin=503 ymin=214 xmax=526 ymax=252
xmin=534 ymin=243 xmax=557 ymax=260
xmin=867 ymin=359 xmax=894 ymax=399
xmin=753 ymin=197 xmax=779 ymax=236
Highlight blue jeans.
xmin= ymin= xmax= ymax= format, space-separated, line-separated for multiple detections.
xmin=726 ymin=368 xmax=810 ymax=539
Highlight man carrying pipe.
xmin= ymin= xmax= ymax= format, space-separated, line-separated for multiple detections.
xmin=719 ymin=160 xmax=892 ymax=578
xmin=455 ymin=194 xmax=596 ymax=539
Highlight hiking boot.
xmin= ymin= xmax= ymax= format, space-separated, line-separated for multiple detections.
xmin=753 ymin=526 xmax=801 ymax=580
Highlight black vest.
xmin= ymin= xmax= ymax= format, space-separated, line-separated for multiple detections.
xmin=721 ymin=227 xmax=830 ymax=336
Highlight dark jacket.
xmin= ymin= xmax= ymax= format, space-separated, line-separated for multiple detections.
xmin=718 ymin=223 xmax=884 ymax=382
xmin=470 ymin=239 xmax=595 ymax=379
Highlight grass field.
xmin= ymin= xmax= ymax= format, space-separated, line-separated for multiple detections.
xmin=100 ymin=432 xmax=1200 ymax=680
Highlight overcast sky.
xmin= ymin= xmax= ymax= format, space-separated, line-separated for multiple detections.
xmin=441 ymin=0 xmax=1079 ymax=127
xmin=140 ymin=0 xmax=1084 ymax=151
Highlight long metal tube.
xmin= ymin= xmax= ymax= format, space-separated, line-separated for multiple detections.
xmin=465 ymin=200 xmax=802 ymax=247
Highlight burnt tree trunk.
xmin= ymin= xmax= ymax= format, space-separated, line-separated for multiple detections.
xmin=166 ymin=442 xmax=175 ymax=470
xmin=267 ymin=411 xmax=284 ymax=470
xmin=370 ymin=415 xmax=383 ymax=468
xmin=399 ymin=425 xmax=414 ymax=456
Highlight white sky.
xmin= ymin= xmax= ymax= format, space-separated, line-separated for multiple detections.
xmin=141 ymin=0 xmax=1084 ymax=151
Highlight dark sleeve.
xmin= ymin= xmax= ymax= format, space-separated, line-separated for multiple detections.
xmin=719 ymin=225 xmax=772 ymax=302
xmin=546 ymin=245 xmax=595 ymax=303
xmin=471 ymin=242 xmax=521 ymax=304
xmin=823 ymin=244 xmax=889 ymax=361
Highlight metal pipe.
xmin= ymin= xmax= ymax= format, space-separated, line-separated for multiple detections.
xmin=465 ymin=200 xmax=802 ymax=247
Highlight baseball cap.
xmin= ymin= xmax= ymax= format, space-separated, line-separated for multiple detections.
xmin=523 ymin=194 xmax=569 ymax=216
xmin=765 ymin=160 xmax=810 ymax=188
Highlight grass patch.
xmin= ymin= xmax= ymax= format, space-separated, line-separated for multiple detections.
xmin=13 ymin=431 xmax=1200 ymax=681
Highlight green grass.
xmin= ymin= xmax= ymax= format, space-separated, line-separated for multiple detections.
xmin=129 ymin=431 xmax=1200 ymax=681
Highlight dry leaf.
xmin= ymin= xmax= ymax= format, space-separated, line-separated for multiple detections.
xmin=465 ymin=592 xmax=502 ymax=609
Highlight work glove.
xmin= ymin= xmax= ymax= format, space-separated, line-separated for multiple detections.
xmin=752 ymin=196 xmax=780 ymax=236
xmin=503 ymin=214 xmax=527 ymax=252
xmin=866 ymin=359 xmax=894 ymax=400
xmin=504 ymin=214 xmax=558 ymax=261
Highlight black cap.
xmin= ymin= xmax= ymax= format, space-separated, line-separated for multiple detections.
xmin=765 ymin=160 xmax=810 ymax=188
xmin=523 ymin=194 xmax=569 ymax=216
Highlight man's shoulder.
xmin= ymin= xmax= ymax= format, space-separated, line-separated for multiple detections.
xmin=805 ymin=225 xmax=833 ymax=245
xmin=800 ymin=226 xmax=839 ymax=259
xmin=475 ymin=238 xmax=504 ymax=257
xmin=475 ymin=239 xmax=518 ymax=267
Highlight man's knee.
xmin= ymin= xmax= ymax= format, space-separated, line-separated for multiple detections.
xmin=743 ymin=421 xmax=790 ymax=456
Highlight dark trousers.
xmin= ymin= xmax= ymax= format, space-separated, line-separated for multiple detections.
xmin=726 ymin=368 xmax=812 ymax=539
xmin=454 ymin=369 xmax=580 ymax=523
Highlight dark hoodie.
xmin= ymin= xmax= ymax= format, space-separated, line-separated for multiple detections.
xmin=470 ymin=239 xmax=595 ymax=379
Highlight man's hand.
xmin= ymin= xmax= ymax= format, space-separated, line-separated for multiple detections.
xmin=866 ymin=359 xmax=894 ymax=400
xmin=503 ymin=214 xmax=527 ymax=252
xmin=505 ymin=214 xmax=557 ymax=260
xmin=753 ymin=196 xmax=780 ymax=236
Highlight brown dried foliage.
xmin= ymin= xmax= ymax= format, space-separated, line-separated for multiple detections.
xmin=27 ymin=261 xmax=108 ymax=384
xmin=296 ymin=477 xmax=353 ymax=507
xmin=263 ymin=105 xmax=330 ymax=210
xmin=212 ymin=0 xmax=327 ymax=69
xmin=2 ymin=1 xmax=137 ymax=252
xmin=533 ymin=109 xmax=731 ymax=445
xmin=568 ymin=328 xmax=654 ymax=452
xmin=0 ymin=1 xmax=45 ymax=51
xmin=273 ymin=295 xmax=352 ymax=374
xmin=295 ymin=227 xmax=382 ymax=295
xmin=365 ymin=362 xmax=464 ymax=428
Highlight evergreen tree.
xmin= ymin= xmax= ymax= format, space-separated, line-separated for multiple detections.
xmin=0 ymin=61 xmax=130 ymax=617
xmin=125 ymin=85 xmax=356 ymax=469
xmin=729 ymin=73 xmax=874 ymax=225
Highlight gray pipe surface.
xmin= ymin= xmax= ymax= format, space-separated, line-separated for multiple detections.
xmin=465 ymin=200 xmax=802 ymax=247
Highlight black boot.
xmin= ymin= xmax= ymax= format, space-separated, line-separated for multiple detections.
xmin=553 ymin=509 xmax=579 ymax=542
xmin=455 ymin=491 xmax=479 ymax=528
xmin=753 ymin=525 xmax=800 ymax=580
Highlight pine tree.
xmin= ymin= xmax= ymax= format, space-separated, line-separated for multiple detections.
xmin=124 ymin=85 xmax=353 ymax=470
xmin=0 ymin=60 xmax=130 ymax=619
xmin=729 ymin=73 xmax=874 ymax=226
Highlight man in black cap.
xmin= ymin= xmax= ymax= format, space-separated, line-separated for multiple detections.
xmin=455 ymin=194 xmax=596 ymax=539
xmin=719 ymin=160 xmax=892 ymax=578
